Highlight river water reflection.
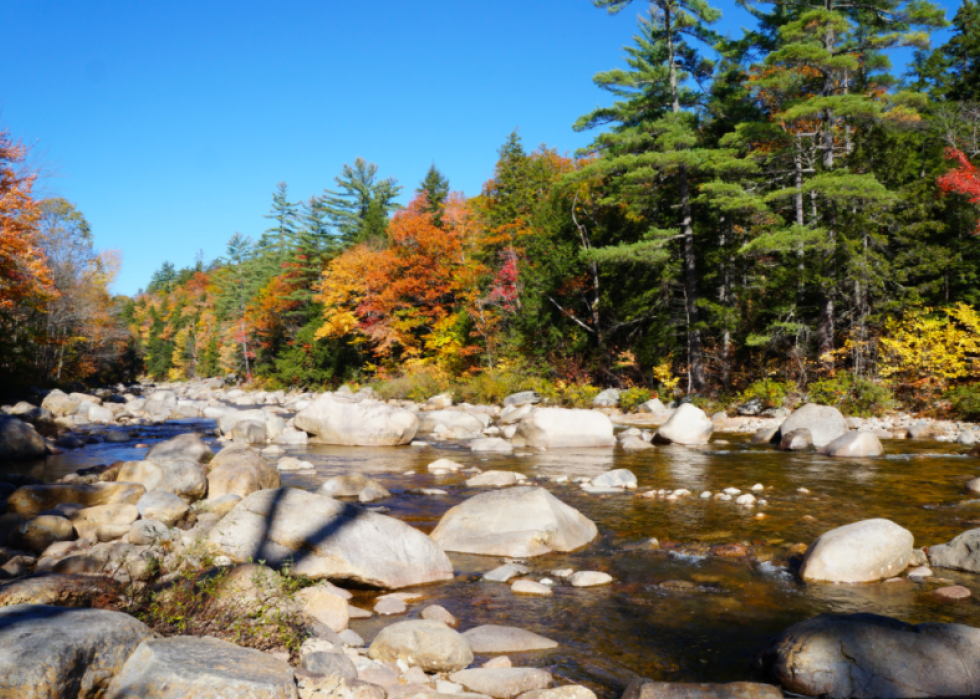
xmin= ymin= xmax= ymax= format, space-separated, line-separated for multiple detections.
xmin=14 ymin=424 xmax=980 ymax=697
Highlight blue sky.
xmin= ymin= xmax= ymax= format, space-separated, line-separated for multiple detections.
xmin=2 ymin=0 xmax=960 ymax=296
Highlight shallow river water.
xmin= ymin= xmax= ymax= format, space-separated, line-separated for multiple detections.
xmin=13 ymin=422 xmax=980 ymax=697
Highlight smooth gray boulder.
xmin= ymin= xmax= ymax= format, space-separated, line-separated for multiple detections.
xmin=104 ymin=636 xmax=297 ymax=699
xmin=621 ymin=680 xmax=781 ymax=699
xmin=462 ymin=625 xmax=558 ymax=653
xmin=302 ymin=651 xmax=358 ymax=679
xmin=136 ymin=490 xmax=189 ymax=527
xmin=431 ymin=486 xmax=597 ymax=557
xmin=449 ymin=668 xmax=552 ymax=699
xmin=232 ymin=419 xmax=269 ymax=444
xmin=777 ymin=403 xmax=847 ymax=448
xmin=591 ymin=469 xmax=637 ymax=489
xmin=207 ymin=444 xmax=280 ymax=499
xmin=145 ymin=433 xmax=213 ymax=463
xmin=800 ymin=519 xmax=913 ymax=583
xmin=0 ymin=415 xmax=47 ymax=460
xmin=369 ymin=619 xmax=474 ymax=672
xmin=638 ymin=398 xmax=668 ymax=414
xmin=653 ymin=404 xmax=713 ymax=445
xmin=419 ymin=410 xmax=486 ymax=435
xmin=819 ymin=431 xmax=884 ymax=458
xmin=756 ymin=613 xmax=980 ymax=698
xmin=295 ymin=394 xmax=419 ymax=446
xmin=592 ymin=389 xmax=621 ymax=408
xmin=0 ymin=604 xmax=154 ymax=699
xmin=318 ymin=474 xmax=390 ymax=503
xmin=41 ymin=389 xmax=80 ymax=416
xmin=779 ymin=428 xmax=812 ymax=451
xmin=516 ymin=408 xmax=615 ymax=449
xmin=208 ymin=488 xmax=453 ymax=588
xmin=504 ymin=391 xmax=541 ymax=407
xmin=928 ymin=528 xmax=980 ymax=573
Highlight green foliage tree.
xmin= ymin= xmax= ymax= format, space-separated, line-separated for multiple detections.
xmin=417 ymin=163 xmax=450 ymax=227
xmin=322 ymin=158 xmax=402 ymax=246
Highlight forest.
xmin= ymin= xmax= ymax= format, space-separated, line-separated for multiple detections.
xmin=2 ymin=0 xmax=980 ymax=417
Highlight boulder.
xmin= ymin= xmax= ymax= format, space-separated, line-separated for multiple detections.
xmin=431 ymin=486 xmax=597 ymax=557
xmin=0 ymin=604 xmax=154 ymax=699
xmin=426 ymin=393 xmax=454 ymax=410
xmin=470 ymin=438 xmax=514 ymax=453
xmin=777 ymin=403 xmax=847 ymax=448
xmin=621 ymin=680 xmax=781 ymax=699
xmin=115 ymin=460 xmax=166 ymax=491
xmin=86 ymin=404 xmax=115 ymax=424
xmin=0 ymin=415 xmax=47 ymax=460
xmin=449 ymin=668 xmax=552 ymax=699
xmin=421 ymin=604 xmax=457 ymax=627
xmin=295 ymin=672 xmax=384 ymax=699
xmin=756 ymin=613 xmax=980 ymax=699
xmin=504 ymin=392 xmax=541 ymax=407
xmin=154 ymin=459 xmax=209 ymax=502
xmin=419 ymin=410 xmax=486 ymax=435
xmin=0 ymin=573 xmax=111 ymax=607
xmin=297 ymin=584 xmax=350 ymax=632
xmin=462 ymin=625 xmax=558 ymax=653
xmin=145 ymin=433 xmax=213 ymax=463
xmin=800 ymin=519 xmax=914 ymax=583
xmin=779 ymin=428 xmax=812 ymax=451
xmin=233 ymin=419 xmax=269 ymax=444
xmin=127 ymin=519 xmax=171 ymax=546
xmin=569 ymin=571 xmax=612 ymax=587
xmin=368 ymin=619 xmax=474 ymax=672
xmin=41 ymin=389 xmax=80 ymax=416
xmin=136 ymin=490 xmax=189 ymax=527
xmin=621 ymin=437 xmax=654 ymax=451
xmin=591 ymin=469 xmax=637 ymax=490
xmin=303 ymin=651 xmax=358 ymax=678
xmin=208 ymin=488 xmax=454 ymax=588
xmin=295 ymin=395 xmax=419 ymax=446
xmin=104 ymin=636 xmax=297 ymax=699
xmin=207 ymin=444 xmax=281 ymax=499
xmin=653 ymin=404 xmax=713 ymax=445
xmin=466 ymin=471 xmax=521 ymax=488
xmin=318 ymin=474 xmax=390 ymax=503
xmin=11 ymin=514 xmax=74 ymax=552
xmin=819 ymin=431 xmax=884 ymax=458
xmin=70 ymin=503 xmax=139 ymax=540
xmin=7 ymin=482 xmax=146 ymax=518
xmin=516 ymin=408 xmax=615 ymax=449
xmin=638 ymin=399 xmax=668 ymax=414
xmin=592 ymin=389 xmax=621 ymax=408
xmin=928 ymin=528 xmax=980 ymax=573
xmin=499 ymin=404 xmax=535 ymax=426
xmin=751 ymin=427 xmax=780 ymax=444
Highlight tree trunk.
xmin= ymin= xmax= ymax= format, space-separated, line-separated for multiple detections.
xmin=679 ymin=166 xmax=705 ymax=391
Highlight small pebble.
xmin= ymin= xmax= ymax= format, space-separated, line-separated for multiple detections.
xmin=797 ymin=487 xmax=810 ymax=494
xmin=751 ymin=483 xmax=764 ymax=491
xmin=700 ymin=491 xmax=711 ymax=499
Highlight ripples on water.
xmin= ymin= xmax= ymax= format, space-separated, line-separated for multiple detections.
xmin=13 ymin=423 xmax=980 ymax=697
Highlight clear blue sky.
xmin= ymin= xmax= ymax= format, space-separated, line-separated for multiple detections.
xmin=2 ymin=0 xmax=960 ymax=296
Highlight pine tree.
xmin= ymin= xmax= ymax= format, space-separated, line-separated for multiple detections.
xmin=259 ymin=182 xmax=300 ymax=262
xmin=936 ymin=0 xmax=980 ymax=101
xmin=416 ymin=163 xmax=450 ymax=227
xmin=217 ymin=233 xmax=263 ymax=379
xmin=322 ymin=158 xmax=402 ymax=246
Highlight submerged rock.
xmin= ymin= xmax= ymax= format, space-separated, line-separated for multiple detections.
xmin=462 ymin=625 xmax=558 ymax=653
xmin=800 ymin=518 xmax=913 ymax=583
xmin=756 ymin=613 xmax=980 ymax=699
xmin=431 ymin=486 xmax=597 ymax=557
xmin=318 ymin=474 xmax=390 ymax=503
xmin=622 ymin=679 xmax=781 ymax=699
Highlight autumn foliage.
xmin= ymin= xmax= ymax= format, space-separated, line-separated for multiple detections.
xmin=938 ymin=148 xmax=980 ymax=234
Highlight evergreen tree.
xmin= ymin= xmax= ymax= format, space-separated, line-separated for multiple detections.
xmin=417 ymin=163 xmax=450 ymax=227
xmin=322 ymin=158 xmax=402 ymax=246
xmin=216 ymin=233 xmax=263 ymax=378
xmin=259 ymin=182 xmax=300 ymax=262
xmin=936 ymin=0 xmax=980 ymax=101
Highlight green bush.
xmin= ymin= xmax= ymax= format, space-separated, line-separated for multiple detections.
xmin=947 ymin=384 xmax=980 ymax=420
xmin=808 ymin=373 xmax=899 ymax=417
xmin=370 ymin=367 xmax=450 ymax=402
xmin=739 ymin=379 xmax=795 ymax=409
xmin=619 ymin=387 xmax=652 ymax=413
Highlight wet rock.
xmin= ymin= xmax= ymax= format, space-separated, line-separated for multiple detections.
xmin=0 ymin=416 xmax=47 ymax=460
xmin=11 ymin=515 xmax=74 ymax=552
xmin=777 ymin=403 xmax=847 ymax=448
xmin=295 ymin=394 xmax=420 ymax=446
xmin=470 ymin=438 xmax=514 ymax=454
xmin=970 ymin=444 xmax=980 ymax=457
xmin=756 ymin=612 xmax=980 ymax=699
xmin=467 ymin=471 xmax=521 ymax=488
xmin=369 ymin=619 xmax=474 ymax=672
xmin=208 ymin=488 xmax=453 ymax=588
xmin=421 ymin=604 xmax=457 ymax=627
xmin=800 ymin=519 xmax=913 ymax=583
xmin=484 ymin=563 xmax=529 ymax=582
xmin=516 ymin=408 xmax=615 ymax=449
xmin=511 ymin=580 xmax=551 ymax=596
xmin=319 ymin=474 xmax=391 ymax=503
xmin=8 ymin=482 xmax=146 ymax=518
xmin=207 ymin=444 xmax=281 ymax=499
xmin=431 ymin=487 xmax=597 ymax=557
xmin=449 ymin=668 xmax=552 ymax=699
xmin=104 ymin=635 xmax=297 ymax=699
xmin=929 ymin=528 xmax=980 ymax=573
xmin=0 ymin=604 xmax=154 ymax=699
xmin=934 ymin=585 xmax=971 ymax=601
xmin=591 ymin=470 xmax=637 ymax=490
xmin=420 ymin=410 xmax=486 ymax=435
xmin=819 ymin=431 xmax=884 ymax=458
xmin=462 ymin=625 xmax=558 ymax=653
xmin=569 ymin=571 xmax=612 ymax=587
xmin=621 ymin=679 xmax=781 ymax=699
xmin=653 ymin=404 xmax=713 ymax=446
xmin=779 ymin=428 xmax=812 ymax=451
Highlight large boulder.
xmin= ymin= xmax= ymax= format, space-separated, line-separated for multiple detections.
xmin=7 ymin=482 xmax=146 ymax=518
xmin=104 ymin=636 xmax=297 ymax=699
xmin=368 ymin=619 xmax=474 ymax=672
xmin=232 ymin=419 xmax=269 ymax=444
xmin=11 ymin=515 xmax=74 ymax=552
xmin=208 ymin=488 xmax=454 ymax=588
xmin=777 ymin=403 xmax=847 ymax=448
xmin=136 ymin=491 xmax=189 ymax=527
xmin=653 ymin=404 xmax=713 ymax=445
xmin=419 ymin=410 xmax=486 ymax=435
xmin=515 ymin=408 xmax=615 ymax=449
xmin=430 ymin=486 xmax=598 ymax=557
xmin=294 ymin=395 xmax=419 ymax=446
xmin=622 ymin=680 xmax=782 ymax=699
xmin=819 ymin=431 xmax=884 ymax=458
xmin=70 ymin=503 xmax=140 ymax=541
xmin=756 ymin=613 xmax=980 ymax=699
xmin=145 ymin=433 xmax=213 ymax=463
xmin=800 ymin=519 xmax=914 ymax=583
xmin=116 ymin=459 xmax=207 ymax=502
xmin=207 ymin=444 xmax=280 ymax=499
xmin=0 ymin=415 xmax=47 ymax=460
xmin=41 ymin=388 xmax=80 ymax=416
xmin=0 ymin=573 xmax=112 ymax=607
xmin=0 ymin=604 xmax=154 ymax=699
xmin=928 ymin=528 xmax=980 ymax=573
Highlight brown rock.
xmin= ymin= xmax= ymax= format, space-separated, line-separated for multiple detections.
xmin=206 ymin=444 xmax=281 ymax=499
xmin=621 ymin=680 xmax=781 ymax=699
xmin=933 ymin=585 xmax=971 ymax=601
xmin=0 ymin=573 xmax=117 ymax=607
xmin=7 ymin=483 xmax=146 ymax=518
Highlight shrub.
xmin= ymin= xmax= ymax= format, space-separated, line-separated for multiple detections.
xmin=619 ymin=387 xmax=652 ymax=413
xmin=559 ymin=383 xmax=601 ymax=408
xmin=947 ymin=384 xmax=980 ymax=421
xmin=808 ymin=373 xmax=899 ymax=417
xmin=370 ymin=362 xmax=450 ymax=402
xmin=739 ymin=379 xmax=795 ymax=409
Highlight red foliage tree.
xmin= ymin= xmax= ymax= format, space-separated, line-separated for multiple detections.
xmin=938 ymin=148 xmax=980 ymax=234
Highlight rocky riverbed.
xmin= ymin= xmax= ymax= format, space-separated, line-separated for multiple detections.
xmin=2 ymin=381 xmax=980 ymax=699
